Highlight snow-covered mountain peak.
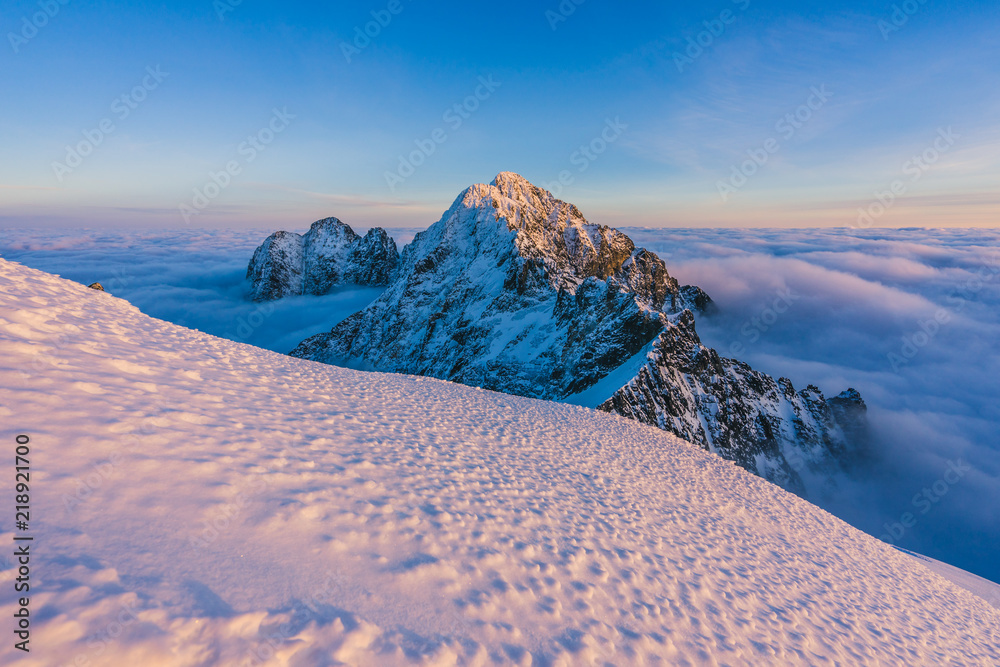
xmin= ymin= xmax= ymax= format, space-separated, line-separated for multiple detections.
xmin=490 ymin=169 xmax=534 ymax=192
xmin=292 ymin=173 xmax=700 ymax=401
xmin=438 ymin=173 xmax=659 ymax=304
xmin=306 ymin=216 xmax=355 ymax=245
xmin=455 ymin=172 xmax=585 ymax=237
xmin=488 ymin=170 xmax=565 ymax=215
xmin=290 ymin=175 xmax=866 ymax=495
xmin=246 ymin=217 xmax=399 ymax=301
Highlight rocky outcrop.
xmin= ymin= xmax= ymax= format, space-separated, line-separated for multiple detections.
xmin=597 ymin=311 xmax=864 ymax=493
xmin=290 ymin=173 xmax=866 ymax=495
xmin=678 ymin=284 xmax=714 ymax=314
xmin=247 ymin=218 xmax=399 ymax=302
xmin=292 ymin=173 xmax=702 ymax=400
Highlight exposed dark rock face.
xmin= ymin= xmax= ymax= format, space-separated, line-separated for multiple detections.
xmin=828 ymin=389 xmax=870 ymax=456
xmin=247 ymin=218 xmax=399 ymax=302
xmin=87 ymin=282 xmax=105 ymax=291
xmin=290 ymin=173 xmax=866 ymax=495
xmin=678 ymin=285 xmax=714 ymax=314
xmin=597 ymin=311 xmax=863 ymax=493
xmin=292 ymin=173 xmax=698 ymax=400
xmin=247 ymin=232 xmax=303 ymax=302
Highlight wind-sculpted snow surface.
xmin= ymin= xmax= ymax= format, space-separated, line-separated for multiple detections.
xmin=292 ymin=173 xmax=861 ymax=493
xmin=247 ymin=218 xmax=398 ymax=301
xmin=2 ymin=259 xmax=999 ymax=665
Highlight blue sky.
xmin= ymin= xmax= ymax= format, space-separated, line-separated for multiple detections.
xmin=1 ymin=0 xmax=997 ymax=229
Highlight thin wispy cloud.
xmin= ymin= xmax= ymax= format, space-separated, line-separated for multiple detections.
xmin=253 ymin=184 xmax=433 ymax=210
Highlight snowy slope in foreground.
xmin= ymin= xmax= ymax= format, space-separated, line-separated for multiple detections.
xmin=1 ymin=259 xmax=998 ymax=667
xmin=895 ymin=548 xmax=1000 ymax=612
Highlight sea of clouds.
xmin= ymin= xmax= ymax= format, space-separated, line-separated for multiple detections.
xmin=1 ymin=225 xmax=997 ymax=584
xmin=0 ymin=227 xmax=419 ymax=355
xmin=628 ymin=227 xmax=1000 ymax=584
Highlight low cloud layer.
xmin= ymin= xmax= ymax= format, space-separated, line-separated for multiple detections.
xmin=0 ymin=228 xmax=393 ymax=355
xmin=2 ymin=225 xmax=998 ymax=583
xmin=628 ymin=227 xmax=1000 ymax=582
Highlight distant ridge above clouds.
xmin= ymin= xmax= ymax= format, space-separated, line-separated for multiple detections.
xmin=247 ymin=217 xmax=399 ymax=301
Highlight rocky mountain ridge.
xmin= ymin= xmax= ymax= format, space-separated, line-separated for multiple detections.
xmin=292 ymin=173 xmax=710 ymax=399
xmin=599 ymin=310 xmax=866 ymax=493
xmin=281 ymin=173 xmax=866 ymax=495
xmin=247 ymin=218 xmax=398 ymax=301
